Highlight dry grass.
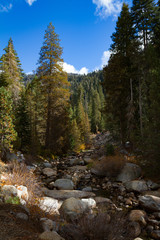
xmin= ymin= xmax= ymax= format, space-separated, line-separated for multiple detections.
xmin=1 ymin=161 xmax=42 ymax=206
xmin=60 ymin=212 xmax=134 ymax=240
xmin=93 ymin=152 xmax=125 ymax=178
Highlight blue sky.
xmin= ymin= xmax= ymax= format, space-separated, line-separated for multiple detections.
xmin=0 ymin=0 xmax=127 ymax=74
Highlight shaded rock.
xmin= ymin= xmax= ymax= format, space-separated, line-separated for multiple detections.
xmin=139 ymin=195 xmax=160 ymax=212
xmin=39 ymin=231 xmax=65 ymax=240
xmin=16 ymin=212 xmax=28 ymax=221
xmin=68 ymin=166 xmax=87 ymax=171
xmin=142 ymin=190 xmax=160 ymax=198
xmin=40 ymin=218 xmax=59 ymax=232
xmin=54 ymin=179 xmax=74 ymax=190
xmin=43 ymin=189 xmax=95 ymax=200
xmin=129 ymin=222 xmax=141 ymax=238
xmin=151 ymin=230 xmax=160 ymax=239
xmin=83 ymin=157 xmax=93 ymax=164
xmin=42 ymin=168 xmax=57 ymax=177
xmin=1 ymin=185 xmax=17 ymax=197
xmin=82 ymin=186 xmax=92 ymax=192
xmin=39 ymin=197 xmax=60 ymax=214
xmin=95 ymin=197 xmax=112 ymax=204
xmin=81 ymin=198 xmax=96 ymax=208
xmin=116 ymin=163 xmax=141 ymax=183
xmin=6 ymin=152 xmax=18 ymax=162
xmin=147 ymin=180 xmax=160 ymax=190
xmin=69 ymin=158 xmax=81 ymax=166
xmin=43 ymin=162 xmax=52 ymax=168
xmin=59 ymin=197 xmax=88 ymax=221
xmin=125 ymin=180 xmax=148 ymax=193
xmin=129 ymin=210 xmax=147 ymax=226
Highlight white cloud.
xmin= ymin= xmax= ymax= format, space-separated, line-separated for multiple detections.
xmin=101 ymin=50 xmax=110 ymax=67
xmin=63 ymin=62 xmax=89 ymax=75
xmin=93 ymin=50 xmax=111 ymax=71
xmin=26 ymin=0 xmax=37 ymax=6
xmin=92 ymin=0 xmax=122 ymax=18
xmin=0 ymin=3 xmax=12 ymax=12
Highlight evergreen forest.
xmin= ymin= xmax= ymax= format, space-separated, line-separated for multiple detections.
xmin=0 ymin=0 xmax=160 ymax=174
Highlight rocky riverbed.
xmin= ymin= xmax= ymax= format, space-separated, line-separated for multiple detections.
xmin=1 ymin=132 xmax=160 ymax=239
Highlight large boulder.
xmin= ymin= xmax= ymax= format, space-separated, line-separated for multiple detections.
xmin=54 ymin=179 xmax=74 ymax=190
xmin=116 ymin=163 xmax=141 ymax=183
xmin=59 ymin=197 xmax=88 ymax=221
xmin=42 ymin=168 xmax=57 ymax=177
xmin=43 ymin=189 xmax=95 ymax=200
xmin=125 ymin=180 xmax=148 ymax=193
xmin=39 ymin=197 xmax=60 ymax=214
xmin=139 ymin=195 xmax=160 ymax=212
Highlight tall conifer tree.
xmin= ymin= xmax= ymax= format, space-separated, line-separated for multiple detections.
xmin=37 ymin=23 xmax=70 ymax=154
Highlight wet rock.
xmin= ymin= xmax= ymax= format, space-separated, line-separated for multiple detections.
xmin=43 ymin=189 xmax=95 ymax=200
xmin=54 ymin=179 xmax=74 ymax=190
xmin=125 ymin=180 xmax=148 ymax=193
xmin=139 ymin=195 xmax=160 ymax=212
xmin=116 ymin=163 xmax=141 ymax=183
xmin=147 ymin=180 xmax=160 ymax=190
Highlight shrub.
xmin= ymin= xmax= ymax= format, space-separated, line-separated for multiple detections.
xmin=5 ymin=196 xmax=20 ymax=205
xmin=106 ymin=143 xmax=115 ymax=156
xmin=60 ymin=212 xmax=133 ymax=240
xmin=2 ymin=160 xmax=42 ymax=205
xmin=93 ymin=154 xmax=125 ymax=177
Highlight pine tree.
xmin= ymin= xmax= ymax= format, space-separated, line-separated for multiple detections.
xmin=104 ymin=3 xmax=138 ymax=143
xmin=0 ymin=87 xmax=17 ymax=157
xmin=15 ymin=91 xmax=31 ymax=151
xmin=0 ymin=38 xmax=23 ymax=103
xmin=37 ymin=22 xmax=70 ymax=154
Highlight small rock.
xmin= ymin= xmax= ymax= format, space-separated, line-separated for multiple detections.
xmin=125 ymin=180 xmax=148 ymax=193
xmin=129 ymin=222 xmax=141 ymax=237
xmin=54 ymin=179 xmax=74 ymax=190
xmin=42 ymin=168 xmax=57 ymax=177
xmin=151 ymin=230 xmax=160 ymax=239
xmin=82 ymin=187 xmax=92 ymax=192
xmin=40 ymin=218 xmax=59 ymax=232
xmin=129 ymin=210 xmax=147 ymax=226
xmin=16 ymin=212 xmax=28 ymax=221
xmin=81 ymin=198 xmax=96 ymax=208
xmin=39 ymin=197 xmax=59 ymax=214
xmin=39 ymin=231 xmax=65 ymax=240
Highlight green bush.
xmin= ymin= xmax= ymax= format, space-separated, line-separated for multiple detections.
xmin=5 ymin=196 xmax=20 ymax=205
